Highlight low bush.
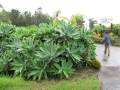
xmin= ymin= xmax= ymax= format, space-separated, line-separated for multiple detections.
xmin=91 ymin=59 xmax=101 ymax=69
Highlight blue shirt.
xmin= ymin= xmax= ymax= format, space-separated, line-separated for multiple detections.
xmin=104 ymin=34 xmax=110 ymax=44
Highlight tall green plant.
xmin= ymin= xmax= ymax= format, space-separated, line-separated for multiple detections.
xmin=65 ymin=42 xmax=83 ymax=63
xmin=27 ymin=60 xmax=48 ymax=80
xmin=0 ymin=52 xmax=13 ymax=75
xmin=0 ymin=23 xmax=15 ymax=38
xmin=35 ymin=42 xmax=64 ymax=63
xmin=54 ymin=60 xmax=75 ymax=79
xmin=11 ymin=57 xmax=28 ymax=77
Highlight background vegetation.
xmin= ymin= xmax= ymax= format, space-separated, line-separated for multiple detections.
xmin=0 ymin=5 xmax=53 ymax=26
xmin=93 ymin=24 xmax=120 ymax=46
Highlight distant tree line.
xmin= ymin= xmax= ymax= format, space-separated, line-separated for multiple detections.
xmin=0 ymin=4 xmax=53 ymax=26
xmin=0 ymin=4 xmax=97 ymax=29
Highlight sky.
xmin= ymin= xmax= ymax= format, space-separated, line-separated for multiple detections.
xmin=0 ymin=0 xmax=120 ymax=26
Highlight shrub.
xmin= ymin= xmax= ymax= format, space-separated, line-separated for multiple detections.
xmin=91 ymin=59 xmax=101 ymax=69
xmin=0 ymin=23 xmax=97 ymax=80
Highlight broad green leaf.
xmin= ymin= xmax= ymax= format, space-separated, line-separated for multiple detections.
xmin=28 ymin=70 xmax=38 ymax=77
xmin=63 ymin=70 xmax=69 ymax=78
xmin=72 ymin=54 xmax=82 ymax=60
xmin=54 ymin=63 xmax=61 ymax=69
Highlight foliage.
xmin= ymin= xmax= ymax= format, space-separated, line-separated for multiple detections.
xmin=0 ymin=22 xmax=15 ymax=38
xmin=0 ymin=4 xmax=11 ymax=24
xmin=53 ymin=10 xmax=61 ymax=24
xmin=11 ymin=58 xmax=28 ymax=77
xmin=54 ymin=60 xmax=75 ymax=79
xmin=27 ymin=60 xmax=48 ymax=80
xmin=0 ymin=4 xmax=3 ymax=8
xmin=0 ymin=23 xmax=15 ymax=67
xmin=92 ymin=24 xmax=108 ymax=34
xmin=0 ymin=6 xmax=53 ymax=26
xmin=94 ymin=33 xmax=101 ymax=39
xmin=10 ymin=25 xmax=38 ymax=39
xmin=0 ymin=53 xmax=13 ymax=75
xmin=93 ymin=24 xmax=120 ymax=46
xmin=91 ymin=59 xmax=101 ymax=69
xmin=113 ymin=24 xmax=120 ymax=36
xmin=70 ymin=13 xmax=85 ymax=27
xmin=89 ymin=18 xmax=97 ymax=30
xmin=52 ymin=10 xmax=69 ymax=24
xmin=110 ymin=33 xmax=118 ymax=45
xmin=0 ymin=22 xmax=97 ymax=80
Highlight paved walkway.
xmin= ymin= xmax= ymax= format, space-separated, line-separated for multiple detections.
xmin=96 ymin=44 xmax=120 ymax=90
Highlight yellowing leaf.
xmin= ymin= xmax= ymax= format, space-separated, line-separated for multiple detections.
xmin=70 ymin=17 xmax=76 ymax=23
xmin=53 ymin=19 xmax=57 ymax=24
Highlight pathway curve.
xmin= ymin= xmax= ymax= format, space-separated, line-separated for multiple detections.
xmin=96 ymin=44 xmax=120 ymax=90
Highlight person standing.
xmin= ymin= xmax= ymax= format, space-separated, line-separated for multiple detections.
xmin=104 ymin=31 xmax=111 ymax=56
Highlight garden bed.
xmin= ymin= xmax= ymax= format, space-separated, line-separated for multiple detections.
xmin=0 ymin=66 xmax=101 ymax=90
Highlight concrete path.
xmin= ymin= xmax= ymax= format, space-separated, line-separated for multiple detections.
xmin=96 ymin=44 xmax=120 ymax=90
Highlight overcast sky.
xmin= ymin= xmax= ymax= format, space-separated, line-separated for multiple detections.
xmin=0 ymin=0 xmax=120 ymax=24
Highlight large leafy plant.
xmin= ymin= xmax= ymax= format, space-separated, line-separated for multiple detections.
xmin=27 ymin=42 xmax=64 ymax=80
xmin=79 ymin=28 xmax=96 ymax=59
xmin=0 ymin=52 xmax=13 ymax=75
xmin=11 ymin=57 xmax=28 ymax=77
xmin=27 ymin=60 xmax=48 ymax=80
xmin=0 ymin=23 xmax=15 ymax=38
xmin=65 ymin=42 xmax=83 ymax=63
xmin=35 ymin=42 xmax=64 ymax=63
xmin=57 ymin=23 xmax=80 ymax=40
xmin=55 ymin=23 xmax=80 ymax=44
xmin=54 ymin=60 xmax=75 ymax=79
xmin=0 ymin=22 xmax=97 ymax=80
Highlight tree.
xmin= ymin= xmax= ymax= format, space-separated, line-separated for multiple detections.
xmin=0 ymin=10 xmax=11 ymax=24
xmin=89 ymin=18 xmax=97 ymax=30
xmin=9 ymin=9 xmax=20 ymax=25
xmin=70 ymin=13 xmax=85 ymax=27
xmin=33 ymin=9 xmax=52 ymax=25
xmin=0 ymin=4 xmax=3 ymax=11
xmin=53 ymin=10 xmax=61 ymax=24
xmin=0 ymin=4 xmax=11 ymax=24
xmin=0 ymin=5 xmax=52 ymax=26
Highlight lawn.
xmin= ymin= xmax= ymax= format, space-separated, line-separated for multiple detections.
xmin=0 ymin=67 xmax=101 ymax=90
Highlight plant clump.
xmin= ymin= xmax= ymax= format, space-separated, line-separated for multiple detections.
xmin=91 ymin=59 xmax=101 ymax=69
xmin=0 ymin=22 xmax=97 ymax=80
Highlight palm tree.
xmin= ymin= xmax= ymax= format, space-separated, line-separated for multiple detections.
xmin=58 ymin=16 xmax=69 ymax=22
xmin=70 ymin=13 xmax=85 ymax=27
xmin=53 ymin=10 xmax=61 ymax=24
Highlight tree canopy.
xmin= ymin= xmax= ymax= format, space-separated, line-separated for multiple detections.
xmin=0 ymin=4 xmax=53 ymax=26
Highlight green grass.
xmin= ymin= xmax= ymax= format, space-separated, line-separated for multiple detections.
xmin=0 ymin=67 xmax=101 ymax=90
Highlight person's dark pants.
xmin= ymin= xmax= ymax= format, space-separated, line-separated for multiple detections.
xmin=104 ymin=44 xmax=110 ymax=54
